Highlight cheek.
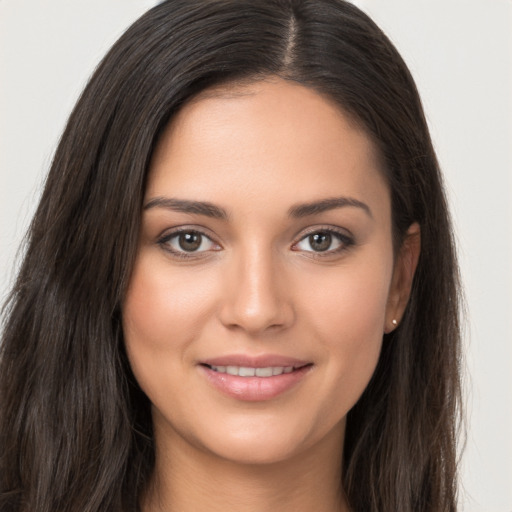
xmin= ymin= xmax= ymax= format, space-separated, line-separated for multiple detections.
xmin=303 ymin=252 xmax=392 ymax=335
xmin=121 ymin=254 xmax=215 ymax=390
xmin=299 ymin=256 xmax=392 ymax=410
xmin=123 ymin=253 xmax=214 ymax=340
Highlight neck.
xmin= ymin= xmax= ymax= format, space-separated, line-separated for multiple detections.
xmin=143 ymin=422 xmax=349 ymax=512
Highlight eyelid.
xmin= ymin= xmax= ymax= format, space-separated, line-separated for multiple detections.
xmin=291 ymin=225 xmax=355 ymax=255
xmin=157 ymin=226 xmax=222 ymax=258
xmin=156 ymin=224 xmax=354 ymax=260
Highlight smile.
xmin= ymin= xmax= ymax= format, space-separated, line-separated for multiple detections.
xmin=207 ymin=365 xmax=296 ymax=377
xmin=199 ymin=358 xmax=313 ymax=401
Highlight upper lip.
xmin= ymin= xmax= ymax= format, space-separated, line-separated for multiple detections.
xmin=200 ymin=354 xmax=311 ymax=368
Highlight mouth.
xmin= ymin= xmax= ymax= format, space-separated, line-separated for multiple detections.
xmin=198 ymin=357 xmax=313 ymax=401
xmin=201 ymin=363 xmax=310 ymax=377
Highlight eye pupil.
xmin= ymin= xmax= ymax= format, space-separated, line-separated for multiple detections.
xmin=179 ymin=232 xmax=202 ymax=251
xmin=309 ymin=232 xmax=331 ymax=251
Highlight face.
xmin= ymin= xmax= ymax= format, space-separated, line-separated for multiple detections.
xmin=123 ymin=79 xmax=414 ymax=466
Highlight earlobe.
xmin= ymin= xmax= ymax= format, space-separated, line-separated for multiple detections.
xmin=384 ymin=223 xmax=421 ymax=333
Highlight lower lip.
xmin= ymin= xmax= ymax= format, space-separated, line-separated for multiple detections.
xmin=199 ymin=365 xmax=312 ymax=401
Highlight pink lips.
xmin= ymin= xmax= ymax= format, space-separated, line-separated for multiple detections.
xmin=198 ymin=354 xmax=313 ymax=402
xmin=202 ymin=354 xmax=310 ymax=368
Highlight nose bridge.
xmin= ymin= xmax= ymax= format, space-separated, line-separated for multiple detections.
xmin=219 ymin=240 xmax=293 ymax=334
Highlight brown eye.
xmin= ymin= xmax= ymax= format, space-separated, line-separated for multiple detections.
xmin=308 ymin=232 xmax=332 ymax=252
xmin=178 ymin=232 xmax=202 ymax=252
xmin=160 ymin=230 xmax=219 ymax=256
xmin=294 ymin=229 xmax=353 ymax=255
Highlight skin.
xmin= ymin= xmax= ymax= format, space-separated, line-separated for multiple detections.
xmin=122 ymin=78 xmax=420 ymax=512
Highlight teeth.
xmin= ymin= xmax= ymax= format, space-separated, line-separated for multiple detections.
xmin=209 ymin=365 xmax=298 ymax=377
xmin=255 ymin=367 xmax=273 ymax=377
xmin=239 ymin=367 xmax=255 ymax=377
xmin=226 ymin=366 xmax=238 ymax=375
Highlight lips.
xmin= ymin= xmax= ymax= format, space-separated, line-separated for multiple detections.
xmin=207 ymin=365 xmax=296 ymax=377
xmin=201 ymin=354 xmax=310 ymax=368
xmin=198 ymin=354 xmax=313 ymax=401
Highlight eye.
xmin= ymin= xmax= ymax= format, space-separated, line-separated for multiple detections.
xmin=158 ymin=229 xmax=220 ymax=257
xmin=293 ymin=229 xmax=353 ymax=254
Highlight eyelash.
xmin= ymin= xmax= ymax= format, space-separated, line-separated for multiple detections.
xmin=291 ymin=227 xmax=355 ymax=258
xmin=157 ymin=227 xmax=220 ymax=260
xmin=157 ymin=226 xmax=354 ymax=260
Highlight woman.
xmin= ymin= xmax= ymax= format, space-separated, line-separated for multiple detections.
xmin=0 ymin=1 xmax=462 ymax=511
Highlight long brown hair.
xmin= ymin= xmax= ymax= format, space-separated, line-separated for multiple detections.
xmin=0 ymin=1 xmax=462 ymax=510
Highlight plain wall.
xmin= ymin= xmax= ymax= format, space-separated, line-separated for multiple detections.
xmin=1 ymin=1 xmax=511 ymax=510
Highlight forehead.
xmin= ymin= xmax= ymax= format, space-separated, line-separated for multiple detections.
xmin=147 ymin=78 xmax=389 ymax=218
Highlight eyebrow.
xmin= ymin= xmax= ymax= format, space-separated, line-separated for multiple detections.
xmin=144 ymin=197 xmax=228 ymax=219
xmin=288 ymin=196 xmax=373 ymax=219
xmin=143 ymin=195 xmax=372 ymax=220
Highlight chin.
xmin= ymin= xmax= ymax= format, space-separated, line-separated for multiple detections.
xmin=185 ymin=412 xmax=342 ymax=467
xmin=206 ymin=434 xmax=307 ymax=466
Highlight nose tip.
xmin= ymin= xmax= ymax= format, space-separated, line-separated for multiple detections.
xmin=227 ymin=294 xmax=287 ymax=334
xmin=218 ymin=254 xmax=294 ymax=335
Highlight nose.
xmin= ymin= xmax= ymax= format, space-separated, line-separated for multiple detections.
xmin=218 ymin=246 xmax=295 ymax=336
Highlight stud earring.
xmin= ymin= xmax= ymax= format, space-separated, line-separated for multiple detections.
xmin=392 ymin=319 xmax=398 ymax=327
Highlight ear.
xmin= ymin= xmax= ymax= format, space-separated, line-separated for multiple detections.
xmin=384 ymin=223 xmax=421 ymax=333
